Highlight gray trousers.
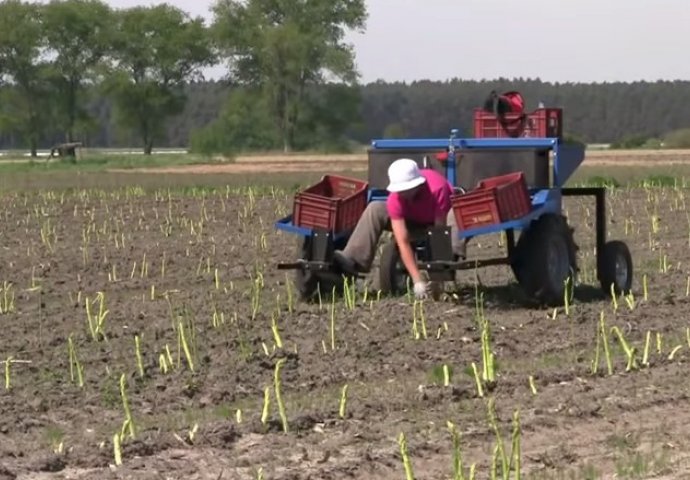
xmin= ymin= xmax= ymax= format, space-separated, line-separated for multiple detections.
xmin=342 ymin=201 xmax=464 ymax=271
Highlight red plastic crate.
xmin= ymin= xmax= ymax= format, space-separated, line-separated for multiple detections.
xmin=473 ymin=108 xmax=563 ymax=139
xmin=293 ymin=175 xmax=368 ymax=232
xmin=452 ymin=172 xmax=531 ymax=230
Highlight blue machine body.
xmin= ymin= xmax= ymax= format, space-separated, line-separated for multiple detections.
xmin=274 ymin=129 xmax=586 ymax=241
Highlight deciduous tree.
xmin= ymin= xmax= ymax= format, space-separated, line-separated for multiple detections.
xmin=0 ymin=0 xmax=51 ymax=156
xmin=211 ymin=0 xmax=367 ymax=152
xmin=104 ymin=4 xmax=214 ymax=155
xmin=43 ymin=0 xmax=113 ymax=143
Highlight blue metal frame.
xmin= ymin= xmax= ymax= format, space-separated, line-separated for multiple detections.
xmin=274 ymin=128 xmax=586 ymax=242
xmin=274 ymin=215 xmax=353 ymax=242
xmin=369 ymin=129 xmax=585 ymax=189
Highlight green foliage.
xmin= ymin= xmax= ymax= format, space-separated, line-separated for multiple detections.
xmin=0 ymin=0 xmax=53 ymax=156
xmin=428 ymin=364 xmax=453 ymax=385
xmin=383 ymin=123 xmax=406 ymax=139
xmin=642 ymin=138 xmax=662 ymax=149
xmin=637 ymin=175 xmax=678 ymax=187
xmin=42 ymin=0 xmax=113 ymax=142
xmin=581 ymin=176 xmax=621 ymax=188
xmin=663 ymin=128 xmax=690 ymax=149
xmin=210 ymin=0 xmax=367 ymax=152
xmin=103 ymin=4 xmax=214 ymax=154
xmin=292 ymin=84 xmax=362 ymax=152
xmin=190 ymin=82 xmax=361 ymax=155
xmin=353 ymin=79 xmax=690 ymax=145
xmin=0 ymin=152 xmax=213 ymax=173
xmin=189 ymin=88 xmax=280 ymax=155
xmin=561 ymin=134 xmax=587 ymax=149
xmin=610 ymin=134 xmax=649 ymax=149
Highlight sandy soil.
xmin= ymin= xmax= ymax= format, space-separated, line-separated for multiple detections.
xmin=107 ymin=149 xmax=690 ymax=175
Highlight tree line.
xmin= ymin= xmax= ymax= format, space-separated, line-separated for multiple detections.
xmin=1 ymin=0 xmax=689 ymax=156
xmin=0 ymin=0 xmax=366 ymax=156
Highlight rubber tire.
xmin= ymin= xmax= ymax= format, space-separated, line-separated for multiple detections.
xmin=600 ymin=240 xmax=633 ymax=296
xmin=379 ymin=238 xmax=413 ymax=296
xmin=511 ymin=214 xmax=578 ymax=307
xmin=294 ymin=238 xmax=344 ymax=302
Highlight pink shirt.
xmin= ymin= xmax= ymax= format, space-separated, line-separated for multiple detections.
xmin=387 ymin=169 xmax=453 ymax=224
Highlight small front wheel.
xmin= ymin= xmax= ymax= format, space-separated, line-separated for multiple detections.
xmin=600 ymin=240 xmax=633 ymax=296
xmin=294 ymin=237 xmax=344 ymax=302
xmin=379 ymin=239 xmax=412 ymax=296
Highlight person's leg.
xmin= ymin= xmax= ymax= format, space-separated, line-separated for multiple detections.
xmin=336 ymin=201 xmax=389 ymax=272
xmin=446 ymin=209 xmax=466 ymax=259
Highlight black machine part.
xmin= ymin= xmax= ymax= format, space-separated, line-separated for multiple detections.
xmin=277 ymin=185 xmax=632 ymax=304
xmin=278 ymin=230 xmax=355 ymax=300
xmin=367 ymin=147 xmax=551 ymax=191
xmin=414 ymin=226 xmax=516 ymax=275
xmin=510 ymin=213 xmax=578 ymax=306
xmin=455 ymin=148 xmax=550 ymax=190
xmin=278 ymin=228 xmax=335 ymax=272
xmin=561 ymin=187 xmax=612 ymax=293
xmin=599 ymin=240 xmax=633 ymax=295
xmin=378 ymin=239 xmax=411 ymax=295
xmin=418 ymin=187 xmax=633 ymax=304
xmin=367 ymin=148 xmax=447 ymax=190
xmin=378 ymin=227 xmax=457 ymax=294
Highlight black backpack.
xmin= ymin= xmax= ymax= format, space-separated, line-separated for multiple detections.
xmin=482 ymin=90 xmax=528 ymax=138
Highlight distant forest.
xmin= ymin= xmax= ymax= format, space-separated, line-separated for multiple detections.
xmin=2 ymin=78 xmax=688 ymax=152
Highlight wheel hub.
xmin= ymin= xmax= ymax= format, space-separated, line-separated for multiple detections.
xmin=394 ymin=257 xmax=410 ymax=292
xmin=614 ymin=253 xmax=629 ymax=289
xmin=546 ymin=236 xmax=570 ymax=288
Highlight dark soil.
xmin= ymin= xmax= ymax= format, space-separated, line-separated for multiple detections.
xmin=1 ymin=183 xmax=690 ymax=479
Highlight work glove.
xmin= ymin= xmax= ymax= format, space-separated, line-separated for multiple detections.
xmin=413 ymin=281 xmax=430 ymax=300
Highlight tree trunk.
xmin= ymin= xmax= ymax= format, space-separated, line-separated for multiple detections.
xmin=282 ymin=131 xmax=290 ymax=153
xmin=141 ymin=118 xmax=151 ymax=155
xmin=280 ymin=86 xmax=291 ymax=153
xmin=281 ymin=108 xmax=291 ymax=152
xmin=66 ymin=79 xmax=76 ymax=143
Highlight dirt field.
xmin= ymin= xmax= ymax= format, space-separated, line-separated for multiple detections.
xmin=2 ymin=162 xmax=690 ymax=479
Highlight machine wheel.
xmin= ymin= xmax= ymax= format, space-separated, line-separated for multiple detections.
xmin=599 ymin=240 xmax=633 ymax=296
xmin=294 ymin=238 xmax=344 ymax=302
xmin=511 ymin=214 xmax=578 ymax=306
xmin=379 ymin=238 xmax=413 ymax=296
xmin=294 ymin=267 xmax=319 ymax=301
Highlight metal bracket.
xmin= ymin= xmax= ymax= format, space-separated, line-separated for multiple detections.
xmin=310 ymin=228 xmax=334 ymax=263
xmin=277 ymin=260 xmax=332 ymax=272
xmin=420 ymin=226 xmax=456 ymax=281
xmin=426 ymin=226 xmax=454 ymax=261
xmin=278 ymin=228 xmax=335 ymax=271
xmin=562 ymin=187 xmax=605 ymax=282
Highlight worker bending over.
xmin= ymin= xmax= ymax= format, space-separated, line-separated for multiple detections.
xmin=334 ymin=158 xmax=464 ymax=299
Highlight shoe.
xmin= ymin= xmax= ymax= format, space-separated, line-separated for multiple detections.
xmin=333 ymin=250 xmax=359 ymax=274
xmin=453 ymin=241 xmax=467 ymax=261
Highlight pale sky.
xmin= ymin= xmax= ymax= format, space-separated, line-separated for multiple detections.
xmin=103 ymin=0 xmax=690 ymax=84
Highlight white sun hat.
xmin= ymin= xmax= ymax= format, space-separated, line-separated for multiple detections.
xmin=386 ymin=158 xmax=426 ymax=192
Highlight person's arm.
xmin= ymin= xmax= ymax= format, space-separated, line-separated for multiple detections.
xmin=391 ymin=218 xmax=422 ymax=283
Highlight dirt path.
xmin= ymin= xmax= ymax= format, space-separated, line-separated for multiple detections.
xmin=108 ymin=149 xmax=690 ymax=175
